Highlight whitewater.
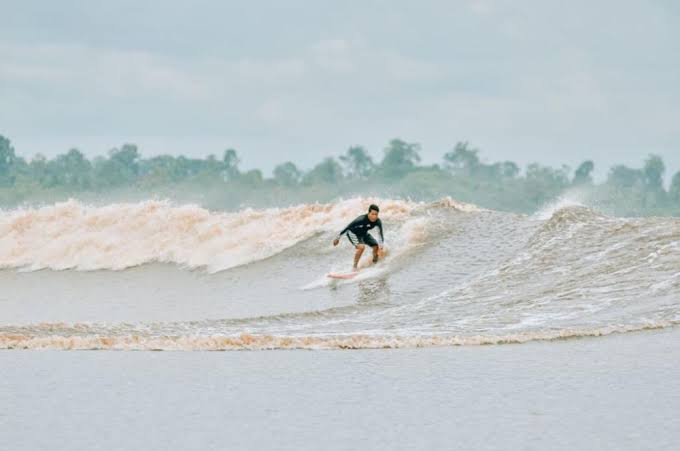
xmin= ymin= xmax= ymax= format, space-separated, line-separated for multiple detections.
xmin=1 ymin=197 xmax=680 ymax=351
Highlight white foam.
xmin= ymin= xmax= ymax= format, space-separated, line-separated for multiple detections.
xmin=532 ymin=188 xmax=591 ymax=220
xmin=0 ymin=198 xmax=421 ymax=273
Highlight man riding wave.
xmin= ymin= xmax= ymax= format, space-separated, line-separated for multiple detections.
xmin=333 ymin=204 xmax=384 ymax=270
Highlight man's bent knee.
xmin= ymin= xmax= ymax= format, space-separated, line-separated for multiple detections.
xmin=356 ymin=244 xmax=366 ymax=250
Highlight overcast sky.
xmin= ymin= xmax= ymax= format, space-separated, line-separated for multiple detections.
xmin=1 ymin=0 xmax=679 ymax=178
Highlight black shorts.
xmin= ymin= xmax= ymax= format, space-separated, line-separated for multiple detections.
xmin=346 ymin=231 xmax=379 ymax=248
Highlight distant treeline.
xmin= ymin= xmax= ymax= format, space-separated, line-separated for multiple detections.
xmin=1 ymin=134 xmax=679 ymax=215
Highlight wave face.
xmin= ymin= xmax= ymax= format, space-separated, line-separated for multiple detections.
xmin=0 ymin=198 xmax=466 ymax=272
xmin=1 ymin=199 xmax=679 ymax=350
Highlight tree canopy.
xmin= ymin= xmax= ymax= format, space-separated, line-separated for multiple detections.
xmin=0 ymin=133 xmax=678 ymax=216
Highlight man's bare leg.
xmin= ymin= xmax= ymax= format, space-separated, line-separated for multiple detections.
xmin=353 ymin=244 xmax=365 ymax=270
xmin=372 ymin=245 xmax=380 ymax=264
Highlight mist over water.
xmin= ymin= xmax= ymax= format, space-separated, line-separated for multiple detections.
xmin=1 ymin=196 xmax=679 ymax=350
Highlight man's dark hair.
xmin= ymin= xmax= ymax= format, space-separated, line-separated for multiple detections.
xmin=368 ymin=204 xmax=380 ymax=213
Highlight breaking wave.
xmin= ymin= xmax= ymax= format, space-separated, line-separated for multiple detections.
xmin=2 ymin=199 xmax=680 ymax=351
xmin=0 ymin=197 xmax=477 ymax=273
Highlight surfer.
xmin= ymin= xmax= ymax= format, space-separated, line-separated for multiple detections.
xmin=333 ymin=204 xmax=385 ymax=270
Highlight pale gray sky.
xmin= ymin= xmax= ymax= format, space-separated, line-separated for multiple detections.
xmin=1 ymin=0 xmax=679 ymax=178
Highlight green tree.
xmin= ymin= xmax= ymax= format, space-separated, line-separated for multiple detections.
xmin=524 ymin=163 xmax=570 ymax=205
xmin=49 ymin=148 xmax=93 ymax=188
xmin=240 ymin=169 xmax=263 ymax=186
xmin=339 ymin=146 xmax=374 ymax=179
xmin=29 ymin=154 xmax=49 ymax=185
xmin=670 ymin=172 xmax=680 ymax=202
xmin=175 ymin=156 xmax=211 ymax=179
xmin=273 ymin=161 xmax=302 ymax=186
xmin=641 ymin=154 xmax=667 ymax=208
xmin=607 ymin=165 xmax=643 ymax=189
xmin=443 ymin=142 xmax=479 ymax=176
xmin=222 ymin=148 xmax=240 ymax=181
xmin=381 ymin=139 xmax=421 ymax=179
xmin=202 ymin=154 xmax=224 ymax=176
xmin=0 ymin=135 xmax=17 ymax=186
xmin=643 ymin=154 xmax=665 ymax=192
xmin=112 ymin=144 xmax=140 ymax=172
xmin=573 ymin=160 xmax=594 ymax=185
xmin=606 ymin=164 xmax=645 ymax=210
xmin=499 ymin=161 xmax=520 ymax=179
xmin=303 ymin=157 xmax=343 ymax=184
xmin=141 ymin=155 xmax=188 ymax=183
xmin=95 ymin=144 xmax=140 ymax=186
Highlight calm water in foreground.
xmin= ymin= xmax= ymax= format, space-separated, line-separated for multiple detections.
xmin=2 ymin=328 xmax=679 ymax=451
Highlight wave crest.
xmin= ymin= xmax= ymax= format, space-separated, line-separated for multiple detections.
xmin=0 ymin=197 xmax=476 ymax=273
xmin=1 ymin=321 xmax=674 ymax=350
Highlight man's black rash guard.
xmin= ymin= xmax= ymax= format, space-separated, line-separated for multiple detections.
xmin=336 ymin=214 xmax=384 ymax=245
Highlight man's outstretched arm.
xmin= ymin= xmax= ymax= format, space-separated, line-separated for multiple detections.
xmin=333 ymin=216 xmax=362 ymax=245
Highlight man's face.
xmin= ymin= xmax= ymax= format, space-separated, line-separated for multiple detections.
xmin=367 ymin=210 xmax=379 ymax=222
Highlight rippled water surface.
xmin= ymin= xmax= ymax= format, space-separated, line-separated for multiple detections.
xmin=3 ymin=329 xmax=680 ymax=451
xmin=1 ymin=197 xmax=679 ymax=350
